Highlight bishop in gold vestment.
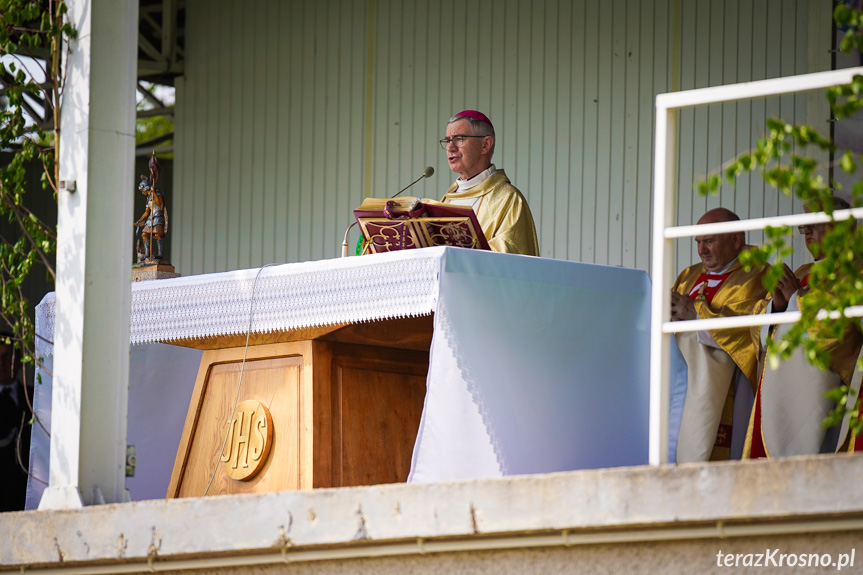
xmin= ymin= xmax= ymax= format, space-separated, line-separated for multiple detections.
xmin=670 ymin=208 xmax=768 ymax=462
xmin=439 ymin=110 xmax=539 ymax=257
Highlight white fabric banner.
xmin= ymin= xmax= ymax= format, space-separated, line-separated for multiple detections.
xmin=410 ymin=248 xmax=651 ymax=482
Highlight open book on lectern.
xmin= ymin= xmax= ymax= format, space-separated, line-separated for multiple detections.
xmin=354 ymin=197 xmax=491 ymax=254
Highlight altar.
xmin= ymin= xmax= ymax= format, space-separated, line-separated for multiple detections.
xmin=27 ymin=247 xmax=651 ymax=507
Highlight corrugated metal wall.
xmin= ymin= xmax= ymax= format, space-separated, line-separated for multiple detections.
xmin=174 ymin=0 xmax=832 ymax=276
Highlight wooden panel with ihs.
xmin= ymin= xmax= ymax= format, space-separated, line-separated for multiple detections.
xmin=166 ymin=321 xmax=431 ymax=498
xmin=167 ymin=342 xmax=311 ymax=498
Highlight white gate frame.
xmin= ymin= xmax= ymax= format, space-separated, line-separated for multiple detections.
xmin=650 ymin=66 xmax=863 ymax=465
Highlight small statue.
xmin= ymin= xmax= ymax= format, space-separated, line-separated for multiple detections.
xmin=134 ymin=152 xmax=169 ymax=265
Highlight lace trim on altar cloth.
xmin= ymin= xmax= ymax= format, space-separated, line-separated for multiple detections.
xmin=35 ymin=248 xmax=443 ymax=358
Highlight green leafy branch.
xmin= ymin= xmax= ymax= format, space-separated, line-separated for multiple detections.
xmin=1 ymin=0 xmax=74 ymax=383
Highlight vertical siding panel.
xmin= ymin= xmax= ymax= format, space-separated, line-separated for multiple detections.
xmin=540 ymin=0 xmax=557 ymax=258
xmin=637 ymin=0 xmax=662 ymax=271
xmin=396 ymin=1 xmax=413 ymax=191
xmin=371 ymin=0 xmax=388 ymax=200
xmin=274 ymin=0 xmax=289 ymax=261
xmin=514 ymin=0 xmax=532 ymax=185
xmin=475 ymin=0 xmax=492 ymax=114
xmin=704 ymin=1 xmax=724 ymax=215
xmin=172 ymin=0 xmax=191 ymax=273
xmin=199 ymin=2 xmax=217 ymax=272
xmin=621 ymin=0 xmax=640 ymax=269
xmin=353 ymin=0 xmax=368 ymax=207
xmin=748 ymin=0 xmax=768 ymax=249
xmin=690 ymin=0 xmax=711 ymax=233
xmin=461 ymin=0 xmax=478 ymax=108
xmin=676 ymin=0 xmax=696 ymax=268
xmin=340 ymin=0 xmax=354 ymax=223
xmin=734 ymin=0 xmax=753 ymax=225
xmin=439 ymin=0 xmax=455 ymax=160
xmin=298 ymin=2 xmax=315 ymax=261
xmin=762 ymin=0 xmax=782 ymax=224
xmin=182 ymin=1 xmax=200 ymax=274
xmin=411 ymin=0 xmax=433 ymax=198
xmin=321 ymin=3 xmax=339 ymax=259
xmin=501 ymin=0 xmax=518 ymax=181
xmin=486 ymin=0 xmax=505 ymax=181
xmin=376 ymin=0 xmax=390 ymax=196
xmin=567 ymin=0 xmax=585 ymax=261
xmin=250 ymin=1 xmax=268 ymax=267
xmin=179 ymin=1 xmax=195 ymax=273
xmin=593 ymin=0 xmax=613 ymax=265
xmin=262 ymin=8 xmax=278 ymax=264
xmin=174 ymin=73 xmax=190 ymax=272
xmin=386 ymin=0 xmax=403 ymax=194
xmin=191 ymin=3 xmax=209 ymax=275
xmin=791 ymin=0 xmax=809 ymax=270
xmin=581 ymin=0 xmax=599 ymax=264
xmin=225 ymin=3 xmax=241 ymax=270
xmin=247 ymin=1 xmax=262 ymax=267
xmin=528 ymin=0 xmax=543 ymax=205
xmin=721 ymin=0 xmax=738 ymax=215
xmin=304 ymin=2 xmax=332 ymax=260
xmin=426 ymin=1 xmax=444 ymax=192
xmin=554 ymin=0 xmax=572 ymax=260
xmin=793 ymin=0 xmax=830 ymax=269
xmin=237 ymin=4 xmax=254 ymax=268
xmin=286 ymin=2 xmax=303 ymax=263
xmin=214 ymin=2 xmax=231 ymax=270
xmin=776 ymin=0 xmax=797 ymax=221
xmin=488 ymin=0 xmax=506 ymax=174
xmin=607 ymin=0 xmax=627 ymax=266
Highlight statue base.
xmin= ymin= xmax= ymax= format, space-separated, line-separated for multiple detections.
xmin=131 ymin=263 xmax=180 ymax=282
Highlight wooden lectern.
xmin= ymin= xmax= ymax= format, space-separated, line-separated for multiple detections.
xmin=166 ymin=315 xmax=432 ymax=498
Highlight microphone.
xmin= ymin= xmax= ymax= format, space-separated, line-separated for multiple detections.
xmin=392 ymin=166 xmax=435 ymax=198
xmin=341 ymin=166 xmax=436 ymax=257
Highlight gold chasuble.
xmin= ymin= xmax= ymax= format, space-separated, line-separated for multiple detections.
xmin=745 ymin=262 xmax=863 ymax=459
xmin=673 ymin=258 xmax=768 ymax=462
xmin=442 ymin=170 xmax=539 ymax=256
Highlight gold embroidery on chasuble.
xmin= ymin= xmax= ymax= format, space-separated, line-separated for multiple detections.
xmin=442 ymin=170 xmax=539 ymax=256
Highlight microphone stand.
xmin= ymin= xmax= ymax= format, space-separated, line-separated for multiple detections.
xmin=391 ymin=172 xmax=428 ymax=199
xmin=341 ymin=222 xmax=359 ymax=258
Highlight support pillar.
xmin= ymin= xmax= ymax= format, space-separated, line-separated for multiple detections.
xmin=39 ymin=0 xmax=138 ymax=509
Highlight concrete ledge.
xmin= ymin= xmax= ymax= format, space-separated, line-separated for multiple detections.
xmin=3 ymin=455 xmax=863 ymax=571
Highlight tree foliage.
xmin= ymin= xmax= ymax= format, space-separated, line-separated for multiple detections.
xmin=0 ymin=0 xmax=75 ymax=367
xmin=697 ymin=4 xmax=863 ymax=442
xmin=135 ymin=81 xmax=174 ymax=158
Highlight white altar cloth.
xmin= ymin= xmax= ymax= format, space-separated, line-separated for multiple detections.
xmin=28 ymin=247 xmax=650 ymax=506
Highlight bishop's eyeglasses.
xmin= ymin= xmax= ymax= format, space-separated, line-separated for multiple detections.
xmin=439 ymin=135 xmax=485 ymax=150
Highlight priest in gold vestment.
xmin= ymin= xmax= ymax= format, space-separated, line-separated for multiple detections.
xmin=670 ymin=208 xmax=768 ymax=462
xmin=745 ymin=198 xmax=863 ymax=458
xmin=440 ymin=110 xmax=539 ymax=256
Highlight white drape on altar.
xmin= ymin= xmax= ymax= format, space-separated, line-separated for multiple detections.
xmin=410 ymin=248 xmax=651 ymax=481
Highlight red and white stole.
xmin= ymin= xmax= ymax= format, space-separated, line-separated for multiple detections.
xmin=687 ymin=271 xmax=732 ymax=304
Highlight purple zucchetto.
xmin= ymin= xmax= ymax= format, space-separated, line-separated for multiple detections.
xmin=455 ymin=110 xmax=493 ymax=131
